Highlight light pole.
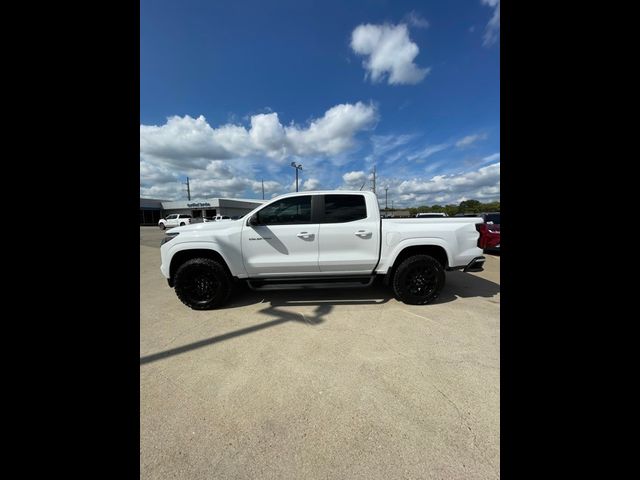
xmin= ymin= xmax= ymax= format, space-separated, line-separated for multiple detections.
xmin=385 ymin=186 xmax=388 ymax=211
xmin=290 ymin=162 xmax=303 ymax=192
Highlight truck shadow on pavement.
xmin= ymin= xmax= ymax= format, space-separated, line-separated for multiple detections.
xmin=139 ymin=303 xmax=332 ymax=366
xmin=139 ymin=274 xmax=499 ymax=366
xmin=432 ymin=271 xmax=500 ymax=304
xmin=222 ymin=272 xmax=499 ymax=309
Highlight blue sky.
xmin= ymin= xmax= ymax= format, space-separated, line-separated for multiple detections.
xmin=140 ymin=0 xmax=500 ymax=206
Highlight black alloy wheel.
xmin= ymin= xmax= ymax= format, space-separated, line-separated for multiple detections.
xmin=174 ymin=258 xmax=231 ymax=309
xmin=392 ymin=254 xmax=445 ymax=305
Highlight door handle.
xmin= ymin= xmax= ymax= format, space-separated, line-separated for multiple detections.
xmin=355 ymin=230 xmax=372 ymax=237
xmin=297 ymin=232 xmax=313 ymax=239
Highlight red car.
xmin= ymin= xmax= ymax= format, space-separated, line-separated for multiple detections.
xmin=476 ymin=212 xmax=500 ymax=251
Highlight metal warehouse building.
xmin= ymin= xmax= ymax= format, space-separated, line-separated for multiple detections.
xmin=139 ymin=197 xmax=266 ymax=226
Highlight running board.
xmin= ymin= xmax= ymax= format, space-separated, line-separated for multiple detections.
xmin=246 ymin=275 xmax=375 ymax=291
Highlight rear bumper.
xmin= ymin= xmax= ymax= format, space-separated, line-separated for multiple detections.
xmin=446 ymin=256 xmax=486 ymax=272
xmin=463 ymin=256 xmax=486 ymax=272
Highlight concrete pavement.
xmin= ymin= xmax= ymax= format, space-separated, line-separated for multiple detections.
xmin=140 ymin=227 xmax=500 ymax=479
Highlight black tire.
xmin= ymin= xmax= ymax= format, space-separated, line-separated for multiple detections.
xmin=174 ymin=258 xmax=232 ymax=310
xmin=392 ymin=255 xmax=445 ymax=305
xmin=159 ymin=223 xmax=166 ymax=230
xmin=180 ymin=222 xmax=185 ymax=226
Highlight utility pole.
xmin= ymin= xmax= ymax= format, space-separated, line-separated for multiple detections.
xmin=290 ymin=162 xmax=303 ymax=192
xmin=385 ymin=186 xmax=388 ymax=211
xmin=183 ymin=177 xmax=191 ymax=200
xmin=372 ymin=164 xmax=376 ymax=194
xmin=261 ymin=179 xmax=265 ymax=200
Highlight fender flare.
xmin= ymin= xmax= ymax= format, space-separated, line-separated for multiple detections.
xmin=378 ymin=238 xmax=453 ymax=273
xmin=166 ymin=241 xmax=240 ymax=277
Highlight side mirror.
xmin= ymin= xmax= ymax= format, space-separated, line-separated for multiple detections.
xmin=248 ymin=214 xmax=259 ymax=226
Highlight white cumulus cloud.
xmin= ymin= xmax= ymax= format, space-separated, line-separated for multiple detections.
xmin=302 ymin=178 xmax=321 ymax=191
xmin=285 ymin=102 xmax=379 ymax=156
xmin=250 ymin=180 xmax=282 ymax=196
xmin=140 ymin=102 xmax=377 ymax=166
xmin=397 ymin=162 xmax=500 ymax=199
xmin=343 ymin=171 xmax=367 ymax=184
xmin=350 ymin=23 xmax=430 ymax=85
xmin=345 ymin=161 xmax=501 ymax=207
xmin=140 ymin=102 xmax=378 ymax=200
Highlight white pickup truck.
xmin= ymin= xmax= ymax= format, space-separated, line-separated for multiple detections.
xmin=159 ymin=191 xmax=485 ymax=309
xmin=158 ymin=214 xmax=192 ymax=230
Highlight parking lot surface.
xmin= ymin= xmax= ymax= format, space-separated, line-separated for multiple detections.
xmin=140 ymin=226 xmax=500 ymax=479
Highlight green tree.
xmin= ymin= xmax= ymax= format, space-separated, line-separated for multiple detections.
xmin=444 ymin=204 xmax=459 ymax=216
xmin=459 ymin=199 xmax=482 ymax=213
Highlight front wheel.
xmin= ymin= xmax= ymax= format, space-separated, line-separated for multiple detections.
xmin=180 ymin=222 xmax=186 ymax=226
xmin=174 ymin=258 xmax=232 ymax=310
xmin=392 ymin=255 xmax=445 ymax=305
xmin=159 ymin=223 xmax=166 ymax=230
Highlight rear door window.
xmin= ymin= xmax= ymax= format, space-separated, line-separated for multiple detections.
xmin=322 ymin=194 xmax=367 ymax=223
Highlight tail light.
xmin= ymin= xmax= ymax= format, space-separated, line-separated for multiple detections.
xmin=475 ymin=223 xmax=486 ymax=248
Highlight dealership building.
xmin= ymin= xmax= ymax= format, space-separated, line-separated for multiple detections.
xmin=140 ymin=197 xmax=266 ymax=225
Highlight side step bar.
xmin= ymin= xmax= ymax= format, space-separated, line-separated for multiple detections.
xmin=246 ymin=275 xmax=375 ymax=291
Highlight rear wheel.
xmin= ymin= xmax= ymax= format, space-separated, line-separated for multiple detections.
xmin=392 ymin=255 xmax=445 ymax=305
xmin=180 ymin=222 xmax=186 ymax=226
xmin=174 ymin=258 xmax=232 ymax=310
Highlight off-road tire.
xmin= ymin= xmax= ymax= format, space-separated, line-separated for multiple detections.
xmin=392 ymin=254 xmax=445 ymax=305
xmin=174 ymin=258 xmax=232 ymax=310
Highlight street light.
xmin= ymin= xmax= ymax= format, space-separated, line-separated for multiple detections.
xmin=290 ymin=161 xmax=303 ymax=192
xmin=385 ymin=186 xmax=389 ymax=212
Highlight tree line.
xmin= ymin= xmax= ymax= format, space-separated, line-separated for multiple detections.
xmin=407 ymin=199 xmax=500 ymax=217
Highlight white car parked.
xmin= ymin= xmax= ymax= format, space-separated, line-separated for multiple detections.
xmin=158 ymin=214 xmax=192 ymax=230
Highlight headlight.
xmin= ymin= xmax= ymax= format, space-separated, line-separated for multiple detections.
xmin=161 ymin=232 xmax=179 ymax=245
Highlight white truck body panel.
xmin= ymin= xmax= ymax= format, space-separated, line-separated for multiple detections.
xmin=242 ymin=223 xmax=321 ymax=276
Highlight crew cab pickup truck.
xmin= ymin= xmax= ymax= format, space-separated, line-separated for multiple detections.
xmin=158 ymin=214 xmax=192 ymax=230
xmin=160 ymin=191 xmax=485 ymax=309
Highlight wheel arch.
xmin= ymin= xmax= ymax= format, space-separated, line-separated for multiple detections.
xmin=384 ymin=243 xmax=449 ymax=285
xmin=169 ymin=248 xmax=232 ymax=286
